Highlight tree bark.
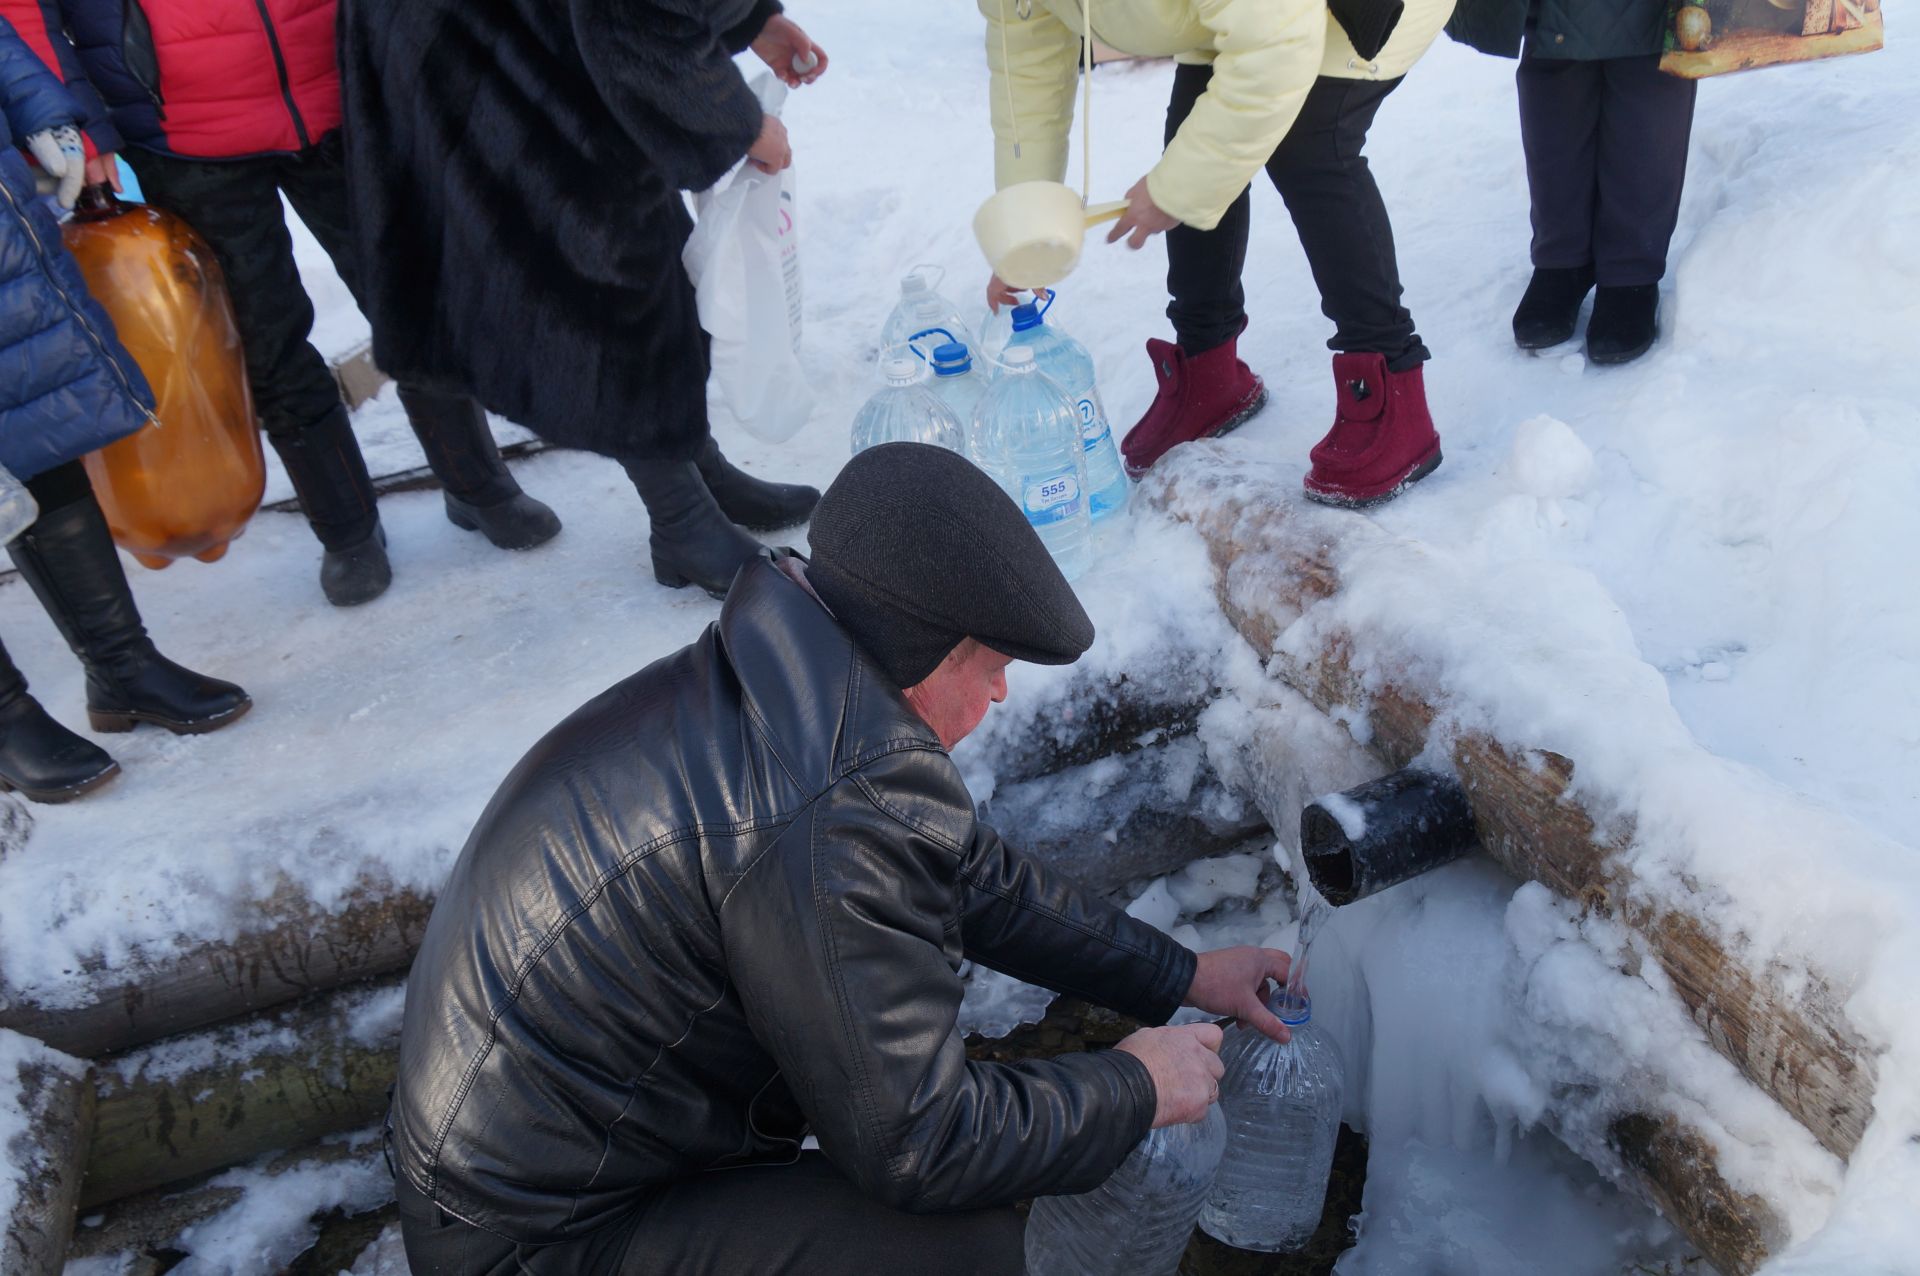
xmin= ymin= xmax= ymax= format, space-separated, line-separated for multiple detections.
xmin=3 ymin=1047 xmax=95 ymax=1275
xmin=0 ymin=882 xmax=432 ymax=1060
xmin=81 ymin=980 xmax=404 ymax=1209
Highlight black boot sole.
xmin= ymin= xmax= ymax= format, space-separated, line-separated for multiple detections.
xmin=651 ymin=555 xmax=732 ymax=602
xmin=446 ymin=496 xmax=564 ymax=550
xmin=89 ymin=697 xmax=253 ymax=736
xmin=0 ymin=759 xmax=121 ymax=803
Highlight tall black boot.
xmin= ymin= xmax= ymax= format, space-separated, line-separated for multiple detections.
xmin=397 ymin=387 xmax=562 ymax=551
xmin=7 ymin=494 xmax=251 ymax=735
xmin=694 ymin=437 xmax=820 ymax=532
xmin=268 ymin=405 xmax=391 ymax=606
xmin=0 ymin=639 xmax=118 ymax=803
xmin=625 ymin=461 xmax=766 ymax=600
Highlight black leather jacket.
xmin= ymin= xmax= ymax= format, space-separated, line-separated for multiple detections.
xmin=391 ymin=558 xmax=1197 ymax=1242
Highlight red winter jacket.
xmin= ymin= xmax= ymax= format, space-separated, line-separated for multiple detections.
xmin=18 ymin=0 xmax=343 ymax=160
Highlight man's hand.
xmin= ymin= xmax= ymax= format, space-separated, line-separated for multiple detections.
xmin=85 ymin=151 xmax=121 ymax=193
xmin=1105 ymin=175 xmax=1179 ymax=249
xmin=752 ymin=15 xmax=828 ymax=87
xmin=1187 ymin=946 xmax=1294 ymax=1045
xmin=747 ymin=113 xmax=792 ymax=174
xmin=26 ymin=124 xmax=86 ymax=209
xmin=1115 ymin=1023 xmax=1225 ymax=1128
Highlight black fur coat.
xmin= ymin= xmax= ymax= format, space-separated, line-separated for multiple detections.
xmin=340 ymin=0 xmax=781 ymax=461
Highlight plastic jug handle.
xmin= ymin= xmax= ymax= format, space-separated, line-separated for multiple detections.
xmin=1083 ymin=200 xmax=1129 ymax=227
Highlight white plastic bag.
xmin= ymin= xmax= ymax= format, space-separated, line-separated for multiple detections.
xmin=683 ymin=74 xmax=813 ymax=444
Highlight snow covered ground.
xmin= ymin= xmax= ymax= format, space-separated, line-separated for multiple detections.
xmin=1 ymin=2 xmax=1913 ymax=1271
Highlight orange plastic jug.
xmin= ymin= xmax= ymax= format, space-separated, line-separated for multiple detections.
xmin=61 ymin=184 xmax=263 ymax=569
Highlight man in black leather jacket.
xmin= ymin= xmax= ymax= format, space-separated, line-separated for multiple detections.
xmin=391 ymin=444 xmax=1295 ymax=1274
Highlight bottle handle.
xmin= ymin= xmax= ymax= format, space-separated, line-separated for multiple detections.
xmin=70 ymin=182 xmax=124 ymax=222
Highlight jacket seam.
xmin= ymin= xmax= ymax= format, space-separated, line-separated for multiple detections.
xmin=810 ymin=789 xmax=895 ymax=1182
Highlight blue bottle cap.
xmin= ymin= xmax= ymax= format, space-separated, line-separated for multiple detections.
xmin=1009 ymin=302 xmax=1044 ymax=332
xmin=930 ymin=342 xmax=971 ymax=375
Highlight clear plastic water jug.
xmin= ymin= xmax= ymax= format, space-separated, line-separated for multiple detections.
xmin=879 ymin=268 xmax=975 ymax=363
xmin=1199 ymin=991 xmax=1345 ymax=1252
xmin=1025 ymin=1104 xmax=1226 ymax=1276
xmin=850 ymin=357 xmax=965 ymax=456
xmin=972 ymin=347 xmax=1092 ymax=580
xmin=924 ymin=340 xmax=990 ymax=464
xmin=994 ymin=295 xmax=1128 ymax=522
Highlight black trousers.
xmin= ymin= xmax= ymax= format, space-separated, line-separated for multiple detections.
xmin=1164 ymin=63 xmax=1428 ymax=370
xmin=1516 ymin=45 xmax=1697 ymax=286
xmin=395 ymin=1155 xmax=1026 ymax=1276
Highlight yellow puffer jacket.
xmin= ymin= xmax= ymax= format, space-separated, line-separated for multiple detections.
xmin=981 ymin=0 xmax=1456 ymax=230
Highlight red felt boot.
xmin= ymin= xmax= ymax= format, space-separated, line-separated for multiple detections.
xmin=1302 ymin=354 xmax=1443 ymax=509
xmin=1119 ymin=335 xmax=1269 ymax=479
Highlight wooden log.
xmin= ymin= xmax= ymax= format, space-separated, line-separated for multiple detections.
xmin=1608 ymin=1114 xmax=1788 ymax=1276
xmin=2 ymin=1040 xmax=95 ymax=1275
xmin=82 ymin=980 xmax=404 ymax=1209
xmin=0 ymin=880 xmax=432 ymax=1060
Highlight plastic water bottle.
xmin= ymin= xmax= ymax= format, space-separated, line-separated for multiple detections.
xmin=1025 ymin=1105 xmax=1226 ymax=1276
xmin=850 ymin=357 xmax=964 ymax=456
xmin=879 ymin=268 xmax=975 ymax=362
xmin=924 ymin=341 xmax=989 ymax=464
xmin=1199 ymin=991 xmax=1345 ymax=1252
xmin=972 ymin=347 xmax=1092 ymax=580
xmin=994 ymin=296 xmax=1129 ymax=522
xmin=0 ymin=463 xmax=38 ymax=543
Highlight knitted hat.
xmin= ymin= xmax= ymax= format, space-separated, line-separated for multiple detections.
xmin=807 ymin=443 xmax=1094 ymax=689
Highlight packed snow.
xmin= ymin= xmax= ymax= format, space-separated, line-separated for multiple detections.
xmin=1 ymin=0 xmax=1913 ymax=1271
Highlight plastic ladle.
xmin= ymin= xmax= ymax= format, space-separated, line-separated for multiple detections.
xmin=971 ymin=181 xmax=1128 ymax=290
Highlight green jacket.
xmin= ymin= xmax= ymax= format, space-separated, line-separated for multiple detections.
xmin=1447 ymin=0 xmax=1668 ymax=60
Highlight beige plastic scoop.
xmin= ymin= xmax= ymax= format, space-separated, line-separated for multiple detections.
xmin=973 ymin=183 xmax=1128 ymax=289
xmin=974 ymin=0 xmax=1124 ymax=289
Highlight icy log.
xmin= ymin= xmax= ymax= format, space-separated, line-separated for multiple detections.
xmin=0 ymin=880 xmax=432 ymax=1060
xmin=1144 ymin=452 xmax=1873 ymax=1161
xmin=1608 ymin=1115 xmax=1787 ymax=1276
xmin=82 ymin=980 xmax=403 ymax=1208
xmin=987 ymin=734 xmax=1270 ymax=895
xmin=2 ymin=1046 xmax=95 ymax=1275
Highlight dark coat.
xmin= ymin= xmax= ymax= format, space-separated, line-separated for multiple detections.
xmin=338 ymin=0 xmax=785 ymax=462
xmin=0 ymin=15 xmax=151 ymax=481
xmin=1447 ymin=0 xmax=1669 ymax=60
xmin=391 ymin=557 xmax=1194 ymax=1244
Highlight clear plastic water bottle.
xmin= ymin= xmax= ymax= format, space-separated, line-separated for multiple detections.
xmin=1025 ymin=1104 xmax=1226 ymax=1276
xmin=0 ymin=463 xmax=37 ymax=544
xmin=924 ymin=340 xmax=989 ymax=464
xmin=850 ymin=356 xmax=965 ymax=456
xmin=994 ymin=296 xmax=1129 ymax=522
xmin=879 ymin=268 xmax=975 ymax=362
xmin=1199 ymin=991 xmax=1345 ymax=1252
xmin=972 ymin=347 xmax=1092 ymax=580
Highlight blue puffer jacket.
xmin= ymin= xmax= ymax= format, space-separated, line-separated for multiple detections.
xmin=0 ymin=15 xmax=152 ymax=481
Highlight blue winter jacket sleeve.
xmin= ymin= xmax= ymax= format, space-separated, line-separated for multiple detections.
xmin=0 ymin=14 xmax=80 ymax=145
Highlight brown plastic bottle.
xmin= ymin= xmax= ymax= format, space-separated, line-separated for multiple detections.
xmin=61 ymin=183 xmax=263 ymax=568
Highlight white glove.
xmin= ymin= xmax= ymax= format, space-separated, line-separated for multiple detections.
xmin=26 ymin=124 xmax=86 ymax=209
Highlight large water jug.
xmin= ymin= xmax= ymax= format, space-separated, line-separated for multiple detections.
xmin=850 ymin=357 xmax=964 ymax=456
xmin=972 ymin=348 xmax=1091 ymax=580
xmin=1199 ymin=991 xmax=1345 ymax=1252
xmin=924 ymin=341 xmax=990 ymax=464
xmin=1025 ymin=1104 xmax=1226 ymax=1276
xmin=878 ymin=268 xmax=975 ymax=362
xmin=994 ymin=296 xmax=1128 ymax=522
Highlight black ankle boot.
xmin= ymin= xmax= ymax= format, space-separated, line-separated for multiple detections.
xmin=1512 ymin=266 xmax=1596 ymax=351
xmin=1585 ymin=285 xmax=1660 ymax=365
xmin=0 ymin=641 xmax=117 ymax=802
xmin=694 ymin=438 xmax=819 ymax=532
xmin=269 ymin=406 xmax=392 ymax=605
xmin=7 ymin=494 xmax=250 ymax=735
xmin=626 ymin=461 xmax=766 ymax=600
xmin=398 ymin=387 xmax=562 ymax=551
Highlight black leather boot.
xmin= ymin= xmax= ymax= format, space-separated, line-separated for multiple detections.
xmin=0 ymin=640 xmax=118 ymax=802
xmin=1512 ymin=265 xmax=1595 ymax=351
xmin=7 ymin=494 xmax=251 ymax=735
xmin=1586 ymin=284 xmax=1660 ymax=366
xmin=625 ymin=461 xmax=766 ymax=600
xmin=694 ymin=437 xmax=819 ymax=532
xmin=398 ymin=387 xmax=562 ymax=551
xmin=269 ymin=405 xmax=391 ymax=606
